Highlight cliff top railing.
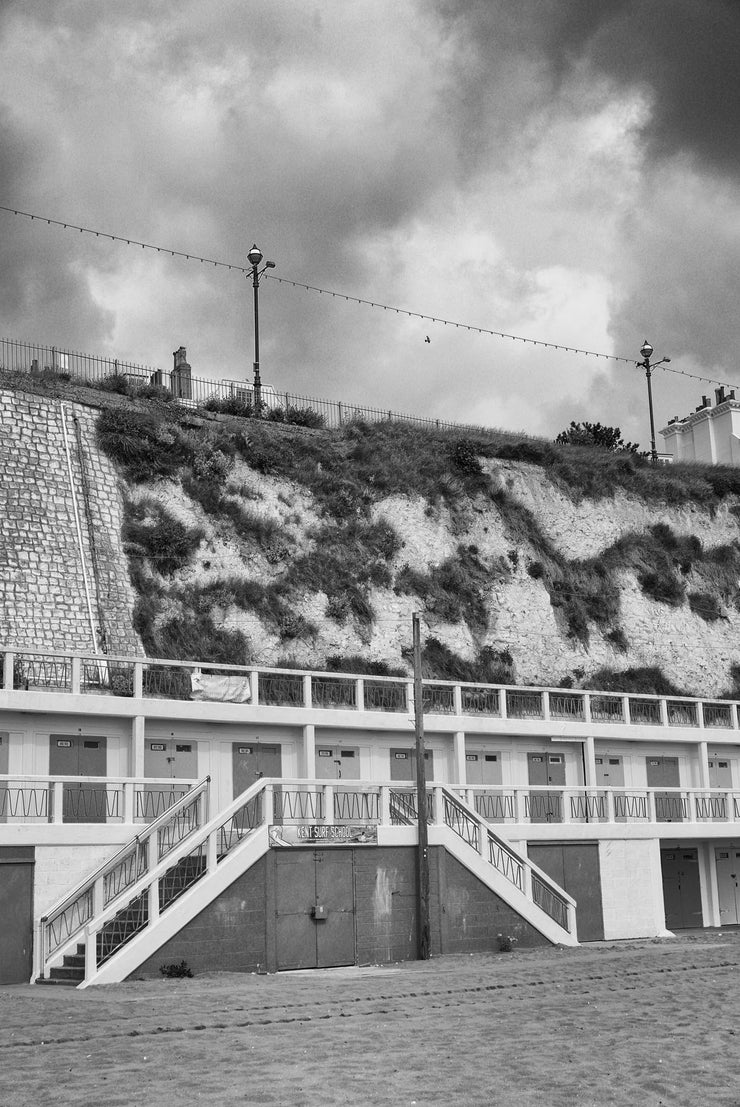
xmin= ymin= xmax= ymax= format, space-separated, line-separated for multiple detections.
xmin=0 ymin=335 xmax=479 ymax=433
xmin=2 ymin=644 xmax=738 ymax=734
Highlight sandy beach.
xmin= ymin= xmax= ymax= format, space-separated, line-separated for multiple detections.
xmin=1 ymin=932 xmax=739 ymax=1107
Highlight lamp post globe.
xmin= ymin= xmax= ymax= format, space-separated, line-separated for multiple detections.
xmin=247 ymin=244 xmax=263 ymax=268
xmin=640 ymin=340 xmax=654 ymax=362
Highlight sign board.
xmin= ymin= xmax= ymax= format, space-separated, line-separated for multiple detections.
xmin=269 ymin=824 xmax=377 ymax=847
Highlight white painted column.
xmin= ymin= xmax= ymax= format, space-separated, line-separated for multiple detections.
xmin=700 ymin=841 xmax=721 ymax=927
xmin=132 ymin=716 xmax=145 ymax=777
xmin=697 ymin=740 xmax=710 ymax=790
xmin=303 ymin=723 xmax=316 ymax=779
xmin=453 ymin=730 xmax=466 ymax=786
xmin=584 ymin=735 xmax=597 ymax=787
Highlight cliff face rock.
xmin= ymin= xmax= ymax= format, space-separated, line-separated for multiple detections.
xmin=3 ymin=377 xmax=740 ymax=697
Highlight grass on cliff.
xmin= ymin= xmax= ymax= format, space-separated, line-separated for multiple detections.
xmin=95 ymin=401 xmax=740 ymax=675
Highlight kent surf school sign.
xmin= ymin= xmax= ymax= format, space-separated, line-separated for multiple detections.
xmin=269 ymin=824 xmax=377 ymax=847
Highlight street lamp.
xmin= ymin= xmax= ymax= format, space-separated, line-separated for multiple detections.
xmin=638 ymin=339 xmax=671 ymax=464
xmin=247 ymin=244 xmax=276 ymax=415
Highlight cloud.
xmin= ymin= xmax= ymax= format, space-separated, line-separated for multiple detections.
xmin=0 ymin=0 xmax=736 ymax=449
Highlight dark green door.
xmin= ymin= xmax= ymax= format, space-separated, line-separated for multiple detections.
xmin=275 ymin=849 xmax=355 ymax=970
xmin=527 ymin=842 xmax=604 ymax=941
xmin=389 ymin=748 xmax=434 ymax=781
xmin=527 ymin=753 xmax=565 ymax=823
xmin=646 ymin=757 xmax=683 ymax=821
xmin=49 ymin=735 xmax=107 ymax=823
xmin=661 ymin=848 xmax=702 ymax=929
xmin=0 ymin=849 xmax=34 ymax=984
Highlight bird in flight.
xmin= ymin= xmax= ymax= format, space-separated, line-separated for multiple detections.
xmin=425 ymin=335 xmax=431 ymax=343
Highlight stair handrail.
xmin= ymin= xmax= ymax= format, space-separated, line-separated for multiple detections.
xmin=39 ymin=775 xmax=210 ymax=973
xmin=435 ymin=785 xmax=576 ymax=935
xmin=80 ymin=776 xmax=272 ymax=983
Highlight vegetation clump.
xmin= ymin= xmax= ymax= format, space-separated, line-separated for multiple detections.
xmin=123 ymin=500 xmax=204 ymax=576
xmin=395 ymin=545 xmax=498 ymax=636
xmin=408 ymin=638 xmax=515 ymax=684
xmin=586 ymin=666 xmax=689 ymax=697
xmin=96 ymin=406 xmax=190 ymax=481
xmin=555 ymin=421 xmax=639 ymax=453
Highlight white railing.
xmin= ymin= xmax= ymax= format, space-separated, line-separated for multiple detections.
xmin=457 ymin=785 xmax=740 ymax=826
xmin=435 ymin=785 xmax=574 ymax=934
xmin=53 ymin=778 xmax=573 ymax=985
xmin=2 ymin=645 xmax=738 ymax=734
xmin=0 ymin=774 xmax=197 ymax=824
xmin=38 ymin=776 xmax=210 ymax=977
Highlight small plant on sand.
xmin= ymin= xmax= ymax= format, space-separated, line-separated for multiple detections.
xmin=497 ymin=934 xmax=518 ymax=953
xmin=159 ymin=960 xmax=193 ymax=978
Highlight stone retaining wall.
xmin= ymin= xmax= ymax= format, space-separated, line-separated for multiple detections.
xmin=0 ymin=386 xmax=141 ymax=654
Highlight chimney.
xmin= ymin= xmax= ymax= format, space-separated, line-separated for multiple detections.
xmin=171 ymin=346 xmax=192 ymax=400
xmin=173 ymin=346 xmax=189 ymax=372
xmin=715 ymin=386 xmax=726 ymax=406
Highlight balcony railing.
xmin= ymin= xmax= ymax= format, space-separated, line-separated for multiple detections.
xmin=0 ymin=775 xmax=196 ymax=824
xmin=458 ymin=785 xmax=740 ymax=826
xmin=3 ymin=645 xmax=739 ymax=737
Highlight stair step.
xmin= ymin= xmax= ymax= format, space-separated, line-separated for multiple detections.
xmin=36 ymin=975 xmax=79 ymax=987
xmin=62 ymin=954 xmax=85 ymax=968
xmin=43 ymin=964 xmax=85 ymax=984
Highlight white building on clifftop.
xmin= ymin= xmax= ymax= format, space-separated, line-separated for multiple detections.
xmin=661 ymin=386 xmax=740 ymax=465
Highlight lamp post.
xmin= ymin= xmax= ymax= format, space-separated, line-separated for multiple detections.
xmin=247 ymin=244 xmax=276 ymax=416
xmin=638 ymin=339 xmax=671 ymax=464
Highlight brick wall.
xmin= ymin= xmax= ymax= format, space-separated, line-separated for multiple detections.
xmin=131 ymin=846 xmax=549 ymax=980
xmin=0 ymin=386 xmax=141 ymax=654
xmin=135 ymin=857 xmax=268 ymax=977
xmin=34 ymin=843 xmax=118 ymax=926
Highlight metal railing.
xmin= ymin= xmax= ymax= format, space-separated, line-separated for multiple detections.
xmin=437 ymin=786 xmax=573 ymax=934
xmin=549 ymin=693 xmax=586 ymax=721
xmin=0 ymin=335 xmax=482 ymax=434
xmin=4 ymin=645 xmax=740 ymax=738
xmin=422 ymin=684 xmax=456 ymax=715
xmin=0 ymin=775 xmax=196 ymax=825
xmin=40 ymin=776 xmax=209 ymax=973
xmin=507 ymin=691 xmax=544 ymax=719
xmin=457 ymin=785 xmax=740 ymax=826
xmin=31 ymin=774 xmax=584 ymax=987
xmin=531 ymin=873 xmax=570 ymax=930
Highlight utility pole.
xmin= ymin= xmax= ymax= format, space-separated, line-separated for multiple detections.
xmin=412 ymin=612 xmax=431 ymax=960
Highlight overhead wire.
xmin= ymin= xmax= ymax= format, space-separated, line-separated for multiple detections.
xmin=2 ymin=203 xmax=738 ymax=392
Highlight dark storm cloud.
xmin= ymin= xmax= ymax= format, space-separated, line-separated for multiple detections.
xmin=0 ymin=0 xmax=737 ymax=443
xmin=437 ymin=0 xmax=740 ymax=176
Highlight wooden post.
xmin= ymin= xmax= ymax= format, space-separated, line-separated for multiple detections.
xmin=413 ymin=613 xmax=431 ymax=960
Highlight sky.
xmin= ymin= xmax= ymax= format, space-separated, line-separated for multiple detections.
xmin=0 ymin=0 xmax=738 ymax=446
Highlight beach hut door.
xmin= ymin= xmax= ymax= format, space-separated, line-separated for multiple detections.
xmin=49 ymin=735 xmax=107 ymax=823
xmin=715 ymin=848 xmax=740 ymax=925
xmin=527 ymin=753 xmax=564 ymax=823
xmin=660 ymin=849 xmax=702 ymax=929
xmin=646 ymin=757 xmax=682 ymax=822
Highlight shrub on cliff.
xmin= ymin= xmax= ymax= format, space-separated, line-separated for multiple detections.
xmin=123 ymin=500 xmax=204 ymax=575
xmin=96 ymin=407 xmax=190 ymax=480
xmin=586 ymin=666 xmax=688 ymax=697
